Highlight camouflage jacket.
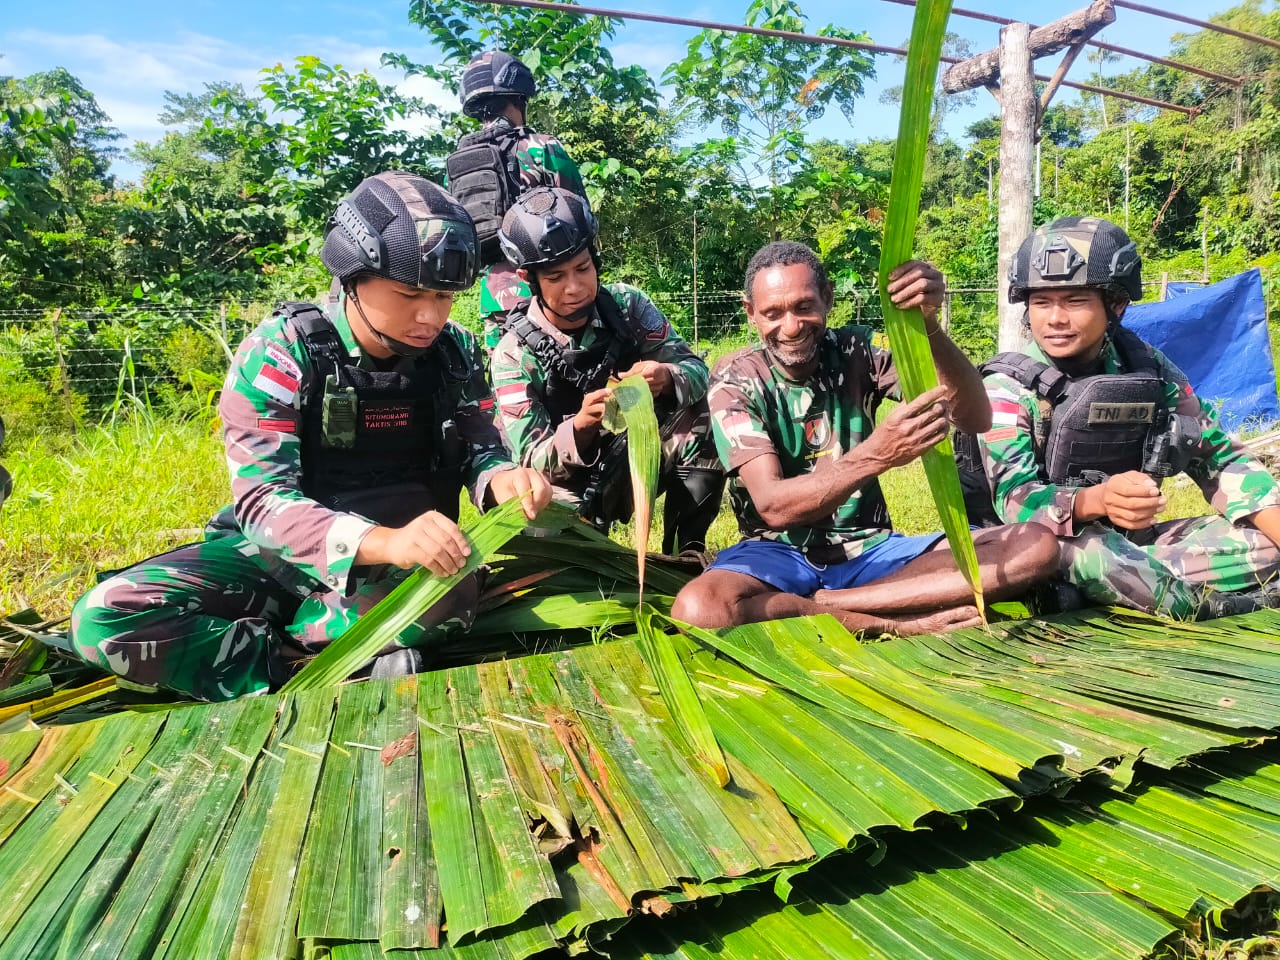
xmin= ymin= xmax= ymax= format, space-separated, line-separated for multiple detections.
xmin=709 ymin=326 xmax=902 ymax=559
xmin=976 ymin=335 xmax=1280 ymax=536
xmin=490 ymin=283 xmax=708 ymax=482
xmin=474 ymin=118 xmax=585 ymax=319
xmin=218 ymin=296 xmax=514 ymax=595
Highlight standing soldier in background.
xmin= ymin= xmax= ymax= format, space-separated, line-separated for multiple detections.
xmin=69 ymin=172 xmax=550 ymax=701
xmin=958 ymin=216 xmax=1280 ymax=619
xmin=446 ymin=50 xmax=586 ymax=354
xmin=490 ymin=186 xmax=724 ymax=555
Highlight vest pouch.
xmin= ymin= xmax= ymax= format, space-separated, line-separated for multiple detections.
xmin=322 ymin=481 xmax=444 ymax=529
xmin=1044 ymin=373 xmax=1164 ymax=486
xmin=321 ymin=375 xmax=359 ymax=449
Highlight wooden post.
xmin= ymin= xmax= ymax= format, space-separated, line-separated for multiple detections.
xmin=1160 ymin=271 xmax=1170 ymax=302
xmin=942 ymin=0 xmax=1116 ymax=353
xmin=692 ymin=209 xmax=699 ymax=349
xmin=997 ymin=22 xmax=1035 ymax=353
xmin=50 ymin=308 xmax=78 ymax=432
xmin=1202 ymin=206 xmax=1210 ymax=283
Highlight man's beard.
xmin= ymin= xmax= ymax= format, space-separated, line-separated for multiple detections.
xmin=763 ymin=330 xmax=820 ymax=369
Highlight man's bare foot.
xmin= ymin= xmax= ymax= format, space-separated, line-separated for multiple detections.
xmin=891 ymin=605 xmax=983 ymax=636
xmin=825 ymin=604 xmax=982 ymax=637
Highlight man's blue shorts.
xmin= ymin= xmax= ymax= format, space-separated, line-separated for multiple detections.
xmin=707 ymin=533 xmax=945 ymax=598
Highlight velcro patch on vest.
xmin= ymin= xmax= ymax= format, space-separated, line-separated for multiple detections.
xmin=1087 ymin=402 xmax=1155 ymax=425
xmin=362 ymin=404 xmax=413 ymax=431
xmin=252 ymin=347 xmax=302 ymax=405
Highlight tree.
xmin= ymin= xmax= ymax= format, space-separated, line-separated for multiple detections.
xmin=216 ymin=57 xmax=451 ymax=228
xmin=123 ymin=83 xmax=289 ymax=300
xmin=0 ymin=68 xmax=123 ymax=306
xmin=404 ymin=0 xmax=656 ymax=118
xmin=664 ymin=0 xmax=876 ymax=235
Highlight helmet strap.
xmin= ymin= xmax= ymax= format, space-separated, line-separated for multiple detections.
xmin=346 ymin=284 xmax=431 ymax=359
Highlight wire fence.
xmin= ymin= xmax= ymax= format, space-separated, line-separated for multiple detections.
xmin=3 ymin=280 xmax=1205 ymax=433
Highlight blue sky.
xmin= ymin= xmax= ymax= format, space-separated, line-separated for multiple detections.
xmin=1 ymin=0 xmax=1232 ymax=180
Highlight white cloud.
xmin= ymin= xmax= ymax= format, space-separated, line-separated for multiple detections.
xmin=2 ymin=27 xmax=456 ymax=178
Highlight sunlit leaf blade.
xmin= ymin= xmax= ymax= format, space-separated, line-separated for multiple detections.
xmin=603 ymin=374 xmax=660 ymax=598
xmin=283 ymin=496 xmax=549 ymax=691
xmin=877 ymin=0 xmax=984 ymax=619
xmin=634 ymin=604 xmax=729 ymax=787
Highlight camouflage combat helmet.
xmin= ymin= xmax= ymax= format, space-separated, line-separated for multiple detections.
xmin=321 ymin=171 xmax=478 ymax=291
xmin=1008 ymin=216 xmax=1143 ymax=304
xmin=498 ymin=186 xmax=598 ymax=271
xmin=460 ymin=51 xmax=537 ymax=119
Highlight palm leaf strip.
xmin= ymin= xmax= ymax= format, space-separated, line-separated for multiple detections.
xmin=877 ymin=0 xmax=984 ymax=618
xmin=284 ymin=496 xmax=553 ymax=691
xmin=633 ymin=603 xmax=729 ymax=787
xmin=602 ymin=373 xmax=661 ymax=597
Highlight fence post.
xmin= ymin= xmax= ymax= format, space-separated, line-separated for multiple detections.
xmin=940 ymin=289 xmax=952 ymax=334
xmin=50 ymin=308 xmax=79 ymax=432
xmin=692 ymin=211 xmax=699 ymax=350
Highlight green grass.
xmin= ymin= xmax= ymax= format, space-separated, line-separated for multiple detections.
xmin=1 ymin=408 xmax=1215 ymax=620
xmin=1 ymin=413 xmax=227 ymax=618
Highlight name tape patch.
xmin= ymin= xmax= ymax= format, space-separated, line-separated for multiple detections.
xmin=1087 ymin=401 xmax=1155 ymax=425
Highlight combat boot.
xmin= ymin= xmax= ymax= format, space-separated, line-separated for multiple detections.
xmin=662 ymin=467 xmax=725 ymax=555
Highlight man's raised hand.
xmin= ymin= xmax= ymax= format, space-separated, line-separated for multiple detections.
xmin=854 ymin=385 xmax=951 ymax=472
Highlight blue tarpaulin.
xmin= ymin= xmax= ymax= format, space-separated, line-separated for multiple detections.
xmin=1124 ymin=268 xmax=1279 ymax=432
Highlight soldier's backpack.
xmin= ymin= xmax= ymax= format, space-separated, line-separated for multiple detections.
xmin=446 ymin=124 xmax=533 ymax=265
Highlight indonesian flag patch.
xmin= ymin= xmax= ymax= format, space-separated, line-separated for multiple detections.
xmin=495 ymin=383 xmax=528 ymax=411
xmin=252 ymin=344 xmax=302 ymax=405
xmin=989 ymin=399 xmax=1022 ymax=428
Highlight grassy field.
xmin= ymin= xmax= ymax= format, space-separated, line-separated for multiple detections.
xmin=1 ymin=408 xmax=1215 ymax=620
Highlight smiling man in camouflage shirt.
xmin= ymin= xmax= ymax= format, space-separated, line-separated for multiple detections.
xmin=671 ymin=240 xmax=1058 ymax=635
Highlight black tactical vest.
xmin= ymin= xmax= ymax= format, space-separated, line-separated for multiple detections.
xmin=956 ymin=327 xmax=1168 ymax=527
xmin=282 ymin=302 xmax=470 ymax=528
xmin=504 ymin=290 xmax=646 ymax=424
xmin=446 ymin=123 xmax=531 ymax=265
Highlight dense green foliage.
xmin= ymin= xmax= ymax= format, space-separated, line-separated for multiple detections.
xmin=2 ymin=0 xmax=1280 ymax=429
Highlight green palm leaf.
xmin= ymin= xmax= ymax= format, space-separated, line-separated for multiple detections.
xmin=602 ymin=373 xmax=661 ymax=597
xmin=282 ymin=498 xmax=575 ymax=691
xmin=877 ymin=0 xmax=985 ymax=618
xmin=634 ymin=604 xmax=729 ymax=787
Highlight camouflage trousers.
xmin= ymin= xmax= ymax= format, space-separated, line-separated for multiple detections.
xmin=69 ymin=532 xmax=479 ymax=702
xmin=552 ymin=400 xmax=722 ymax=527
xmin=1060 ymin=515 xmax=1280 ymax=619
xmin=480 ymin=262 xmax=530 ymax=356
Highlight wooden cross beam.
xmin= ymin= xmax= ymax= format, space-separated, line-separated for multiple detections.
xmin=942 ymin=0 xmax=1116 ymax=94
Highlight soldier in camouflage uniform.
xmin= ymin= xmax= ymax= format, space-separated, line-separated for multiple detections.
xmin=959 ymin=217 xmax=1280 ymax=619
xmin=671 ymin=241 xmax=1059 ymax=635
xmin=69 ymin=173 xmax=550 ymax=701
xmin=489 ymin=187 xmax=724 ymax=554
xmin=446 ymin=50 xmax=586 ymax=353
